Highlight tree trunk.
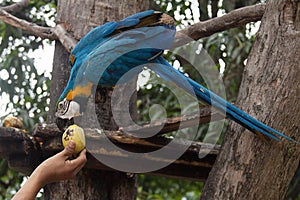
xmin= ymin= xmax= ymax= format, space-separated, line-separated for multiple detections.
xmin=201 ymin=0 xmax=300 ymax=199
xmin=45 ymin=0 xmax=150 ymax=199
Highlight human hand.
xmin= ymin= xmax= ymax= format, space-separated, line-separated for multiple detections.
xmin=12 ymin=140 xmax=87 ymax=200
xmin=36 ymin=140 xmax=87 ymax=186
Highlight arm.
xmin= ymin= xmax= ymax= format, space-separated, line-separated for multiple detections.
xmin=12 ymin=140 xmax=87 ymax=200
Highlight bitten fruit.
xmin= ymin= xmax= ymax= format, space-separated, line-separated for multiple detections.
xmin=62 ymin=124 xmax=86 ymax=154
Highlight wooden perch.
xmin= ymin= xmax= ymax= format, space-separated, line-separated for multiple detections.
xmin=0 ymin=118 xmax=220 ymax=180
xmin=0 ymin=127 xmax=41 ymax=175
xmin=34 ymin=124 xmax=219 ymax=181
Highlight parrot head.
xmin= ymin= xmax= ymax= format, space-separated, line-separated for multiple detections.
xmin=56 ymin=98 xmax=81 ymax=119
xmin=55 ymin=96 xmax=81 ymax=132
xmin=55 ymin=47 xmax=94 ymax=131
xmin=55 ymin=81 xmax=93 ymax=131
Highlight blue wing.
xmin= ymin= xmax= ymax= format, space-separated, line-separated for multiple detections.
xmin=71 ymin=10 xmax=156 ymax=64
xmin=75 ymin=25 xmax=175 ymax=86
xmin=58 ymin=10 xmax=160 ymax=102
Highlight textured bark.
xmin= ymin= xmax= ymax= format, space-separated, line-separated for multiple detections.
xmin=45 ymin=0 xmax=150 ymax=199
xmin=201 ymin=0 xmax=300 ymax=199
xmin=0 ymin=122 xmax=219 ymax=181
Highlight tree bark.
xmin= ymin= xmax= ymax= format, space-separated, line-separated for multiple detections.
xmin=45 ymin=0 xmax=150 ymax=199
xmin=201 ymin=0 xmax=300 ymax=199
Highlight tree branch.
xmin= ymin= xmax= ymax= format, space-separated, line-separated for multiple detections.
xmin=0 ymin=127 xmax=41 ymax=174
xmin=172 ymin=4 xmax=266 ymax=48
xmin=54 ymin=24 xmax=77 ymax=52
xmin=121 ymin=106 xmax=224 ymax=135
xmin=0 ymin=3 xmax=265 ymax=52
xmin=2 ymin=0 xmax=29 ymax=13
xmin=0 ymin=7 xmax=57 ymax=40
xmin=0 ymin=7 xmax=77 ymax=51
xmin=35 ymin=124 xmax=219 ymax=181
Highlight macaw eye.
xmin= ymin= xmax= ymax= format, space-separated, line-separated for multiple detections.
xmin=56 ymin=99 xmax=71 ymax=116
xmin=58 ymin=101 xmax=65 ymax=110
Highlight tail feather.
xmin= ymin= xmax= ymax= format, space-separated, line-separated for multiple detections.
xmin=191 ymin=84 xmax=281 ymax=141
xmin=150 ymin=57 xmax=294 ymax=142
xmin=187 ymin=78 xmax=290 ymax=141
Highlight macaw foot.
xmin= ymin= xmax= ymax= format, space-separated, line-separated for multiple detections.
xmin=56 ymin=117 xmax=74 ymax=132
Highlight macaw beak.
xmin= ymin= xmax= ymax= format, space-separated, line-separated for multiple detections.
xmin=56 ymin=117 xmax=74 ymax=132
xmin=55 ymin=99 xmax=81 ymax=131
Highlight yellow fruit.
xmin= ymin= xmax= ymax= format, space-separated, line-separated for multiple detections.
xmin=62 ymin=124 xmax=86 ymax=154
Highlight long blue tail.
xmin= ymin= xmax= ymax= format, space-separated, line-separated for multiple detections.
xmin=149 ymin=56 xmax=294 ymax=142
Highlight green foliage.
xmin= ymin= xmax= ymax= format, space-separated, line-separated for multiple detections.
xmin=204 ymin=27 xmax=256 ymax=101
xmin=0 ymin=0 xmax=55 ymax=129
xmin=0 ymin=1 xmax=56 ymax=199
xmin=137 ymin=175 xmax=202 ymax=200
xmin=0 ymin=160 xmax=23 ymax=200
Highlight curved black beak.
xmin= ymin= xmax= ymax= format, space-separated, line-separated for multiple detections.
xmin=55 ymin=117 xmax=74 ymax=132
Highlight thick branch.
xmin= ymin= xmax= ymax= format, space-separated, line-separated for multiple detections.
xmin=2 ymin=0 xmax=29 ymax=13
xmin=0 ymin=8 xmax=56 ymax=40
xmin=0 ymin=127 xmax=41 ymax=174
xmin=172 ymin=4 xmax=266 ymax=48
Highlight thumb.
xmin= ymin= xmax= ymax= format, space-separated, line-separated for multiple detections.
xmin=61 ymin=140 xmax=76 ymax=158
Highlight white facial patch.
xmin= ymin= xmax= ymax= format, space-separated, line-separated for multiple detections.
xmin=56 ymin=99 xmax=81 ymax=119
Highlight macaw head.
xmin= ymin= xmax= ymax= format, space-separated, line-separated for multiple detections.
xmin=55 ymin=99 xmax=78 ymax=131
xmin=55 ymin=97 xmax=81 ymax=119
xmin=55 ymin=79 xmax=93 ymax=131
xmin=55 ymin=52 xmax=93 ymax=131
xmin=55 ymin=85 xmax=81 ymax=131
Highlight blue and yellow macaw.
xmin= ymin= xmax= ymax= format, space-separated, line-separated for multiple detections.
xmin=55 ymin=10 xmax=294 ymax=142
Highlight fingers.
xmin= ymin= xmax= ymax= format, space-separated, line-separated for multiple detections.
xmin=67 ymin=149 xmax=87 ymax=177
xmin=71 ymin=149 xmax=87 ymax=167
xmin=61 ymin=142 xmax=87 ymax=176
xmin=61 ymin=140 xmax=76 ymax=158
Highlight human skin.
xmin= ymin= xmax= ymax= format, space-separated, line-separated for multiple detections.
xmin=12 ymin=140 xmax=87 ymax=200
